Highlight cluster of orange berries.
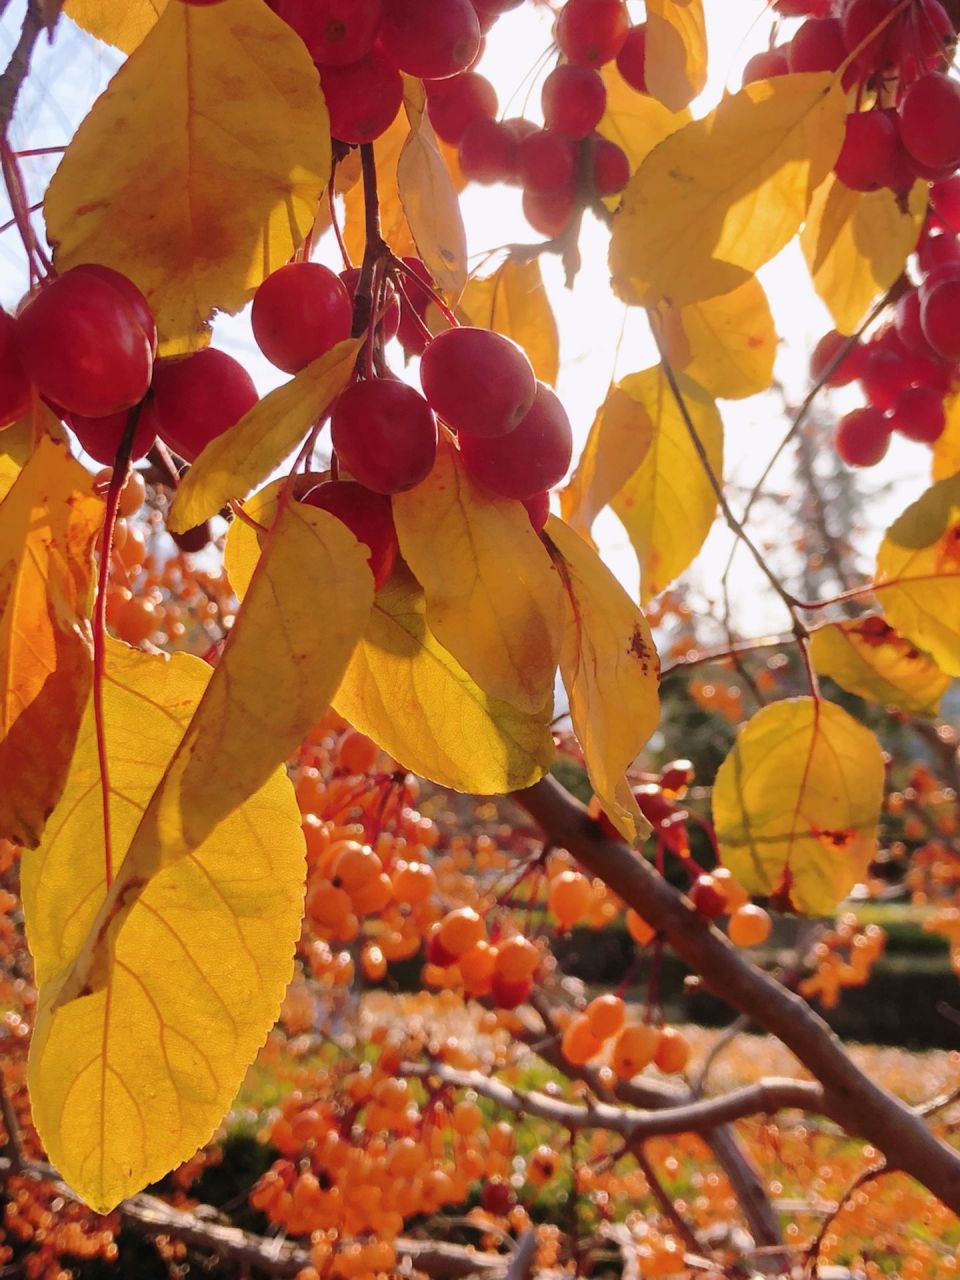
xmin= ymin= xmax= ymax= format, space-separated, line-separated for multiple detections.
xmin=560 ymin=993 xmax=692 ymax=1077
xmin=799 ymin=913 xmax=887 ymax=1009
xmin=3 ymin=1179 xmax=119 ymax=1280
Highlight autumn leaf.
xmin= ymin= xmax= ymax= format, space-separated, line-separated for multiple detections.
xmin=599 ymin=64 xmax=690 ymax=176
xmin=343 ymin=108 xmax=416 ymax=266
xmin=875 ymin=471 xmax=960 ymax=676
xmin=0 ymin=436 xmax=102 ymax=848
xmin=546 ymin=518 xmax=659 ymax=842
xmin=22 ymin=640 xmax=305 ymax=1212
xmin=398 ymin=81 xmax=468 ymax=297
xmin=393 ymin=440 xmax=563 ymax=714
xmin=333 ymin=567 xmax=555 ymax=794
xmin=658 ymin=276 xmax=777 ymax=400
xmin=168 ymin=339 xmax=361 ymax=533
xmin=458 ymin=257 xmax=559 ymax=385
xmin=564 ymin=367 xmax=722 ymax=602
xmin=65 ymin=0 xmax=166 ymax=51
xmin=932 ymin=392 xmax=960 ymax=482
xmin=645 ymin=0 xmax=708 ymax=112
xmin=610 ymin=73 xmax=846 ymax=307
xmin=713 ymin=698 xmax=884 ymax=916
xmin=801 ymin=173 xmax=926 ymax=335
xmin=810 ymin=616 xmax=950 ymax=716
xmin=46 ymin=0 xmax=330 ymax=353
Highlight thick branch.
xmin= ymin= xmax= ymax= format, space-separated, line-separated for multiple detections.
xmin=513 ymin=777 xmax=960 ymax=1216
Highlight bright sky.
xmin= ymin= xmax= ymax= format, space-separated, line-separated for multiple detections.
xmin=0 ymin=0 xmax=937 ymax=637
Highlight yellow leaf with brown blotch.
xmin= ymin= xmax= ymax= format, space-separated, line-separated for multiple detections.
xmin=458 ymin=257 xmax=559 ymax=385
xmin=546 ymin=518 xmax=659 ymax=843
xmin=0 ymin=435 xmax=102 ymax=848
xmin=658 ymin=276 xmax=777 ymax=400
xmin=810 ymin=616 xmax=950 ymax=716
xmin=65 ymin=0 xmax=166 ymax=50
xmin=168 ymin=338 xmax=361 ymax=533
xmin=398 ymin=81 xmax=468 ymax=297
xmin=333 ymin=567 xmax=555 ymax=794
xmin=46 ymin=0 xmax=331 ymax=354
xmin=22 ymin=639 xmax=305 ymax=1212
xmin=713 ymin=698 xmax=885 ymax=916
xmin=801 ymin=173 xmax=926 ymax=335
xmin=645 ymin=0 xmax=708 ymax=112
xmin=610 ymin=73 xmax=846 ymax=307
xmin=875 ymin=472 xmax=960 ymax=676
xmin=393 ymin=439 xmax=563 ymax=714
xmin=599 ymin=64 xmax=690 ymax=177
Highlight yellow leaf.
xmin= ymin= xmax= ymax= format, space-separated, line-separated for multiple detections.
xmin=332 ymin=567 xmax=555 ymax=794
xmin=344 ymin=108 xmax=416 ymax=266
xmin=561 ymin=381 xmax=656 ymax=537
xmin=46 ymin=0 xmax=331 ymax=353
xmin=0 ymin=436 xmax=101 ymax=847
xmin=168 ymin=339 xmax=361 ymax=533
xmin=393 ymin=440 xmax=562 ymax=714
xmin=22 ymin=640 xmax=305 ymax=1211
xmin=546 ymin=517 xmax=659 ymax=842
xmin=658 ymin=276 xmax=777 ymax=400
xmin=610 ymin=74 xmax=846 ymax=307
xmin=398 ymin=81 xmax=468 ymax=296
xmin=801 ymin=174 xmax=926 ymax=335
xmin=645 ymin=0 xmax=708 ymax=112
xmin=458 ymin=257 xmax=559 ymax=385
xmin=875 ymin=471 xmax=960 ymax=677
xmin=810 ymin=615 xmax=950 ymax=716
xmin=713 ymin=698 xmax=884 ymax=916
xmin=65 ymin=0 xmax=166 ymax=51
xmin=565 ymin=367 xmax=722 ymax=602
xmin=933 ymin=392 xmax=960 ymax=482
xmin=599 ymin=64 xmax=690 ymax=176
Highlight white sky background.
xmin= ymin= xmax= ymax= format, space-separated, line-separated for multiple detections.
xmin=0 ymin=0 xmax=937 ymax=637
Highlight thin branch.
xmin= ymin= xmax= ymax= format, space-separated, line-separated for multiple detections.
xmin=505 ymin=1231 xmax=537 ymax=1280
xmin=0 ymin=0 xmax=45 ymax=134
xmin=805 ymin=1160 xmax=887 ymax=1275
xmin=0 ymin=1068 xmax=22 ymax=1175
xmin=659 ymin=633 xmax=796 ymax=679
xmin=630 ymin=1140 xmax=705 ymax=1256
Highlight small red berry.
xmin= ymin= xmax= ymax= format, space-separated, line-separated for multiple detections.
xmin=331 ymin=378 xmax=438 ymax=494
xmin=301 ymin=479 xmax=399 ymax=588
xmin=146 ymin=348 xmax=258 ymax=463
xmin=420 ymin=326 xmax=536 ymax=438
xmin=458 ymin=382 xmax=572 ymax=499
xmin=252 ymin=263 xmax=352 ymax=374
xmin=835 ymin=406 xmax=891 ymax=467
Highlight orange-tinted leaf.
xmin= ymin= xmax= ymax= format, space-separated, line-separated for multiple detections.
xmin=810 ymin=615 xmax=950 ymax=716
xmin=658 ymin=276 xmax=777 ymax=400
xmin=713 ymin=698 xmax=884 ymax=915
xmin=599 ymin=64 xmax=690 ymax=176
xmin=932 ymin=392 xmax=960 ymax=482
xmin=0 ymin=435 xmax=101 ymax=847
xmin=65 ymin=0 xmax=166 ymax=50
xmin=645 ymin=0 xmax=707 ymax=112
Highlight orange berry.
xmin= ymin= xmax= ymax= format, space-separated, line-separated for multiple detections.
xmin=561 ymin=1013 xmax=603 ymax=1065
xmin=611 ymin=1023 xmax=661 ymax=1078
xmin=728 ymin=903 xmax=772 ymax=947
xmin=712 ymin=867 xmax=749 ymax=911
xmin=329 ymin=842 xmax=381 ymax=892
xmin=548 ymin=869 xmax=592 ymax=929
xmin=585 ymin=993 xmax=625 ymax=1040
xmin=626 ymin=908 xmax=656 ymax=946
xmin=114 ymin=594 xmax=159 ymax=645
xmin=115 ymin=521 xmax=147 ymax=572
xmin=391 ymin=859 xmax=436 ymax=905
xmin=438 ymin=907 xmax=485 ymax=958
xmin=458 ymin=940 xmax=498 ymax=992
xmin=494 ymin=935 xmax=540 ymax=982
xmin=527 ymin=1145 xmax=559 ymax=1187
xmin=654 ymin=1026 xmax=691 ymax=1075
xmin=452 ymin=1099 xmax=483 ymax=1135
xmin=349 ymin=871 xmax=393 ymax=915
xmin=337 ymin=729 xmax=379 ymax=775
xmin=361 ymin=943 xmax=387 ymax=982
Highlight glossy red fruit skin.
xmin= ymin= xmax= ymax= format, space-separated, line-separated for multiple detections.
xmin=331 ymin=379 xmax=438 ymax=494
xmin=274 ymin=0 xmax=382 ymax=65
xmin=481 ymin=1179 xmax=516 ymax=1216
xmin=147 ymin=348 xmax=258 ymax=463
xmin=17 ymin=270 xmax=154 ymax=419
xmin=556 ymin=0 xmax=629 ymax=67
xmin=835 ymin=406 xmax=891 ymax=467
xmin=458 ymin=117 xmax=516 ymax=183
xmin=71 ymin=264 xmax=157 ymax=356
xmin=592 ymin=137 xmax=630 ymax=196
xmin=426 ymin=71 xmax=497 ymax=145
xmin=379 ymin=0 xmax=481 ymax=79
xmin=340 ymin=267 xmax=400 ymax=340
xmin=420 ymin=327 xmax=536 ymax=438
xmin=522 ymin=187 xmax=577 ymax=238
xmin=319 ymin=50 xmax=402 ymax=143
xmin=542 ymin=65 xmax=606 ymax=139
xmin=68 ymin=407 xmax=157 ymax=466
xmin=861 ymin=347 xmax=910 ymax=411
xmin=0 ymin=310 xmax=31 ymax=426
xmin=690 ymin=874 xmax=727 ymax=920
xmin=741 ymin=48 xmax=789 ymax=84
xmin=522 ymin=489 xmax=550 ymax=532
xmin=616 ymin=24 xmax=647 ymax=92
xmin=890 ymin=385 xmax=947 ymax=443
xmin=841 ymin=0 xmax=899 ymax=66
xmin=301 ymin=479 xmax=398 ymax=588
xmin=921 ymin=277 xmax=960 ymax=360
xmin=809 ymin=331 xmax=864 ymax=387
xmin=899 ymin=73 xmax=960 ymax=171
xmin=490 ymin=973 xmax=533 ymax=1009
xmin=517 ymin=129 xmax=576 ymax=195
xmin=931 ymin=175 xmax=960 ymax=233
xmin=252 ymin=263 xmax=352 ymax=374
xmin=834 ymin=110 xmax=902 ymax=191
xmin=788 ymin=17 xmax=846 ymax=71
xmin=458 ymin=382 xmax=572 ymax=499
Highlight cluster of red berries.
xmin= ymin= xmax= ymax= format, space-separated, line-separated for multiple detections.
xmin=0 ymin=264 xmax=259 ymax=467
xmin=747 ymin=1 xmax=960 ymax=196
xmin=451 ymin=0 xmax=640 ymax=238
